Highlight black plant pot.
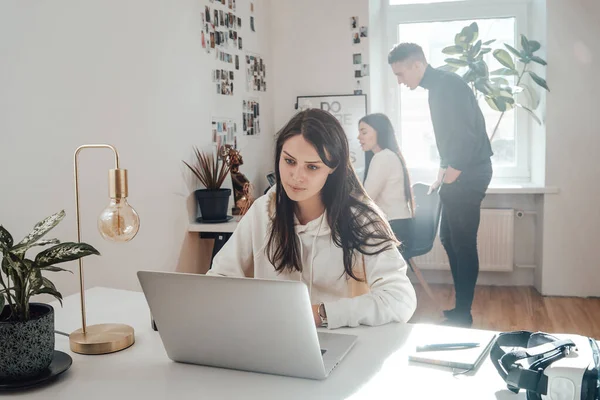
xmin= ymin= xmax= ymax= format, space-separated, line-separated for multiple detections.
xmin=0 ymin=303 xmax=55 ymax=380
xmin=195 ymin=188 xmax=231 ymax=221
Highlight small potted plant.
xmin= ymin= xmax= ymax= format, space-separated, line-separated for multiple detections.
xmin=0 ymin=210 xmax=99 ymax=380
xmin=183 ymin=146 xmax=232 ymax=222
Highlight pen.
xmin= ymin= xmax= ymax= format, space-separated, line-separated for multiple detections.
xmin=416 ymin=342 xmax=480 ymax=352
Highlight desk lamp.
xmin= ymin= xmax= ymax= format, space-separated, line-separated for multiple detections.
xmin=69 ymin=144 xmax=140 ymax=355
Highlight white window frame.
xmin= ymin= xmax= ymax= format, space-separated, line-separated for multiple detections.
xmin=383 ymin=0 xmax=532 ymax=183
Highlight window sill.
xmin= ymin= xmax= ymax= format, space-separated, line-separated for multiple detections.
xmin=486 ymin=185 xmax=559 ymax=195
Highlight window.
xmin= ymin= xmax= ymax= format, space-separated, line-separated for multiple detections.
xmin=384 ymin=1 xmax=530 ymax=181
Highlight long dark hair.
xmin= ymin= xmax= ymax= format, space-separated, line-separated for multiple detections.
xmin=266 ymin=109 xmax=398 ymax=281
xmin=359 ymin=113 xmax=415 ymax=217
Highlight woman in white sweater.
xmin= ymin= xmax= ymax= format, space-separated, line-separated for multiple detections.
xmin=208 ymin=109 xmax=417 ymax=330
xmin=358 ymin=113 xmax=415 ymax=256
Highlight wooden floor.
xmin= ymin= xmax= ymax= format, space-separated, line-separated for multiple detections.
xmin=409 ymin=283 xmax=600 ymax=338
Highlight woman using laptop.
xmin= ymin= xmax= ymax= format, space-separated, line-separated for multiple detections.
xmin=358 ymin=113 xmax=415 ymax=255
xmin=207 ymin=109 xmax=417 ymax=329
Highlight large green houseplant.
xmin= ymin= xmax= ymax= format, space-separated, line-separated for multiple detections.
xmin=183 ymin=146 xmax=232 ymax=222
xmin=0 ymin=210 xmax=99 ymax=380
xmin=441 ymin=22 xmax=549 ymax=141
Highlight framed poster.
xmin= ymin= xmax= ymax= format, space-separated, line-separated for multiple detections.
xmin=295 ymin=94 xmax=368 ymax=179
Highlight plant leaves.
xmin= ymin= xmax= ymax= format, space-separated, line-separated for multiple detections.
xmin=472 ymin=60 xmax=489 ymax=78
xmin=493 ymin=49 xmax=515 ymax=70
xmin=35 ymin=242 xmax=100 ymax=268
xmin=528 ymin=40 xmax=541 ymax=53
xmin=469 ymin=40 xmax=482 ymax=59
xmin=40 ymin=266 xmax=72 ymax=273
xmin=479 ymin=48 xmax=492 ymax=56
xmin=490 ymin=68 xmax=518 ymax=76
xmin=516 ymin=103 xmax=542 ymax=125
xmin=491 ymin=77 xmax=510 ymax=86
xmin=483 ymin=39 xmax=496 ymax=45
xmin=462 ymin=68 xmax=477 ymax=83
xmin=487 ymin=96 xmax=505 ymax=112
xmin=12 ymin=210 xmax=66 ymax=254
xmin=474 ymin=78 xmax=492 ymax=95
xmin=455 ymin=22 xmax=478 ymax=46
xmin=530 ymin=55 xmax=547 ymax=66
xmin=444 ymin=58 xmax=469 ymax=67
xmin=0 ymin=293 xmax=5 ymax=313
xmin=520 ymin=83 xmax=541 ymax=109
xmin=504 ymin=44 xmax=523 ymax=59
xmin=0 ymin=226 xmax=13 ymax=249
xmin=34 ymin=287 xmax=63 ymax=307
xmin=439 ymin=64 xmax=459 ymax=73
xmin=442 ymin=45 xmax=464 ymax=55
xmin=521 ymin=35 xmax=531 ymax=55
xmin=529 ymin=71 xmax=550 ymax=91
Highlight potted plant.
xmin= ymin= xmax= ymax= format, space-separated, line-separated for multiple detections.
xmin=183 ymin=146 xmax=232 ymax=222
xmin=0 ymin=210 xmax=99 ymax=380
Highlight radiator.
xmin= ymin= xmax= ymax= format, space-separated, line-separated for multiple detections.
xmin=413 ymin=208 xmax=515 ymax=272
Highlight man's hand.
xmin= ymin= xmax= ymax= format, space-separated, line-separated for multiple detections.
xmin=427 ymin=167 xmax=447 ymax=195
xmin=443 ymin=166 xmax=462 ymax=184
xmin=312 ymin=304 xmax=322 ymax=327
xmin=427 ymin=180 xmax=441 ymax=195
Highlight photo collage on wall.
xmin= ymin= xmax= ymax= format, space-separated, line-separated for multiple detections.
xmin=212 ymin=117 xmax=237 ymax=149
xmin=246 ymin=54 xmax=266 ymax=92
xmin=350 ymin=16 xmax=368 ymax=94
xmin=201 ymin=0 xmax=243 ymax=69
xmin=242 ymin=99 xmax=260 ymax=136
xmin=213 ymin=68 xmax=235 ymax=96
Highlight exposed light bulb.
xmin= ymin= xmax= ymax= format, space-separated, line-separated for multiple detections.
xmin=97 ymin=198 xmax=140 ymax=242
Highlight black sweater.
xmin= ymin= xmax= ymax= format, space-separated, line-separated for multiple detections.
xmin=419 ymin=65 xmax=493 ymax=171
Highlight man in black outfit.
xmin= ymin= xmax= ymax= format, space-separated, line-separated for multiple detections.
xmin=388 ymin=43 xmax=493 ymax=327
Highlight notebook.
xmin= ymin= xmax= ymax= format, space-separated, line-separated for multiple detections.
xmin=408 ymin=324 xmax=497 ymax=371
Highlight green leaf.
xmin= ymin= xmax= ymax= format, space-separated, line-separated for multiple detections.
xmin=34 ymin=287 xmax=63 ymax=307
xmin=516 ymin=103 xmax=542 ymax=125
xmin=528 ymin=40 xmax=541 ymax=53
xmin=503 ymin=44 xmax=523 ymax=60
xmin=42 ymin=277 xmax=57 ymax=291
xmin=530 ymin=55 xmax=547 ymax=66
xmin=35 ymin=242 xmax=100 ymax=268
xmin=40 ymin=266 xmax=72 ymax=273
xmin=529 ymin=71 xmax=550 ymax=91
xmin=486 ymin=96 xmax=505 ymax=112
xmin=469 ymin=40 xmax=482 ymax=59
xmin=439 ymin=64 xmax=459 ymax=73
xmin=483 ymin=39 xmax=496 ymax=45
xmin=442 ymin=45 xmax=464 ymax=55
xmin=455 ymin=22 xmax=478 ymax=46
xmin=521 ymin=35 xmax=531 ymax=54
xmin=520 ymin=83 xmax=541 ymax=109
xmin=12 ymin=210 xmax=66 ymax=255
xmin=490 ymin=68 xmax=518 ymax=76
xmin=0 ymin=293 xmax=5 ymax=313
xmin=462 ymin=68 xmax=477 ymax=83
xmin=491 ymin=77 xmax=510 ymax=86
xmin=474 ymin=78 xmax=492 ymax=95
xmin=472 ymin=60 xmax=489 ymax=78
xmin=0 ymin=226 xmax=13 ymax=249
xmin=479 ymin=48 xmax=492 ymax=56
xmin=493 ymin=49 xmax=515 ymax=70
xmin=444 ymin=58 xmax=469 ymax=67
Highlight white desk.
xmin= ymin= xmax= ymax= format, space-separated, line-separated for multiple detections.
xmin=13 ymin=287 xmax=526 ymax=399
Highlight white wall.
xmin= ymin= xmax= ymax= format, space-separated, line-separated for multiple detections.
xmin=271 ymin=0 xmax=371 ymax=130
xmin=0 ymin=0 xmax=274 ymax=298
xmin=539 ymin=0 xmax=600 ymax=296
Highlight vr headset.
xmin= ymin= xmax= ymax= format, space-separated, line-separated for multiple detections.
xmin=490 ymin=330 xmax=600 ymax=400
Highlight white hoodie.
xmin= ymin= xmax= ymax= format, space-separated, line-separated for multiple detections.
xmin=207 ymin=188 xmax=417 ymax=329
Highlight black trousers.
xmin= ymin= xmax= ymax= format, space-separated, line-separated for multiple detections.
xmin=439 ymin=162 xmax=492 ymax=315
xmin=389 ymin=218 xmax=414 ymax=258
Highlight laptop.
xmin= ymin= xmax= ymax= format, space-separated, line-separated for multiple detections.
xmin=137 ymin=271 xmax=358 ymax=380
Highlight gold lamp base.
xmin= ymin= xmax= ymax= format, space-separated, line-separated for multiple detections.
xmin=69 ymin=323 xmax=135 ymax=355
